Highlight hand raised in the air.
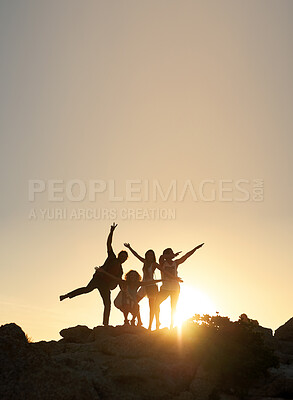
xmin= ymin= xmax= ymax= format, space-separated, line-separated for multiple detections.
xmin=110 ymin=222 xmax=118 ymax=232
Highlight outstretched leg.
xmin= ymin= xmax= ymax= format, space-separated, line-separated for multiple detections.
xmin=60 ymin=279 xmax=97 ymax=301
xmin=97 ymin=284 xmax=111 ymax=326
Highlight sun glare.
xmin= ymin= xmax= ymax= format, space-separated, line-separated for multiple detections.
xmin=174 ymin=285 xmax=217 ymax=327
xmin=140 ymin=285 xmax=217 ymax=329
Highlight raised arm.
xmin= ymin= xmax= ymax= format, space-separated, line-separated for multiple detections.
xmin=95 ymin=267 xmax=124 ymax=283
xmin=176 ymin=243 xmax=204 ymax=265
xmin=124 ymin=243 xmax=145 ymax=263
xmin=107 ymin=223 xmax=117 ymax=254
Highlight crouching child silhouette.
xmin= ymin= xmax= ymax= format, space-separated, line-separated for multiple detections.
xmin=96 ymin=268 xmax=162 ymax=326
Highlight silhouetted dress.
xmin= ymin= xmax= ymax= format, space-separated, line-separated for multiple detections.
xmin=114 ymin=281 xmax=140 ymax=312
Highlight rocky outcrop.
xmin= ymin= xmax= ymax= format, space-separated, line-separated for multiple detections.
xmin=248 ymin=318 xmax=293 ymax=400
xmin=0 ymin=322 xmax=27 ymax=343
xmin=275 ymin=317 xmax=293 ymax=341
xmin=265 ymin=318 xmax=293 ymax=400
xmin=0 ymin=323 xmax=196 ymax=400
xmin=0 ymin=323 xmax=101 ymax=400
xmin=1 ymin=318 xmax=293 ymax=400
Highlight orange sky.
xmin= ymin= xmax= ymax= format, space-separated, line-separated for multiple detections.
xmin=0 ymin=1 xmax=292 ymax=341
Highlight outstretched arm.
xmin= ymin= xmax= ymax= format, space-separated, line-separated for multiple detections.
xmin=107 ymin=223 xmax=117 ymax=254
xmin=139 ymin=279 xmax=163 ymax=287
xmin=176 ymin=243 xmax=204 ymax=265
xmin=124 ymin=243 xmax=145 ymax=263
xmin=95 ymin=267 xmax=124 ymax=283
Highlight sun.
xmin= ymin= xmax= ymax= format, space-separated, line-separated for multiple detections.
xmin=139 ymin=285 xmax=217 ymax=329
xmin=174 ymin=285 xmax=217 ymax=327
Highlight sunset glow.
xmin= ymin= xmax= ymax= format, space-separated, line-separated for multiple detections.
xmin=0 ymin=1 xmax=292 ymax=341
xmin=139 ymin=285 xmax=217 ymax=330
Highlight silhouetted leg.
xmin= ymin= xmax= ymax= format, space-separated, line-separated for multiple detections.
xmin=154 ymin=294 xmax=160 ymax=329
xmin=156 ymin=289 xmax=170 ymax=306
xmin=148 ymin=297 xmax=156 ymax=330
xmin=97 ymin=285 xmax=111 ymax=326
xmin=136 ymin=306 xmax=142 ymax=326
xmin=60 ymin=278 xmax=97 ymax=300
xmin=137 ymin=286 xmax=146 ymax=302
xmin=123 ymin=310 xmax=129 ymax=325
xmin=155 ymin=290 xmax=170 ymax=329
xmin=170 ymin=290 xmax=180 ymax=329
xmin=130 ymin=304 xmax=140 ymax=325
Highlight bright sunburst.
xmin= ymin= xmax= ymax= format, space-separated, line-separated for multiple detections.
xmin=174 ymin=285 xmax=217 ymax=327
xmin=140 ymin=285 xmax=217 ymax=329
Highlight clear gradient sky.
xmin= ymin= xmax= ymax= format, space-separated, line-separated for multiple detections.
xmin=0 ymin=1 xmax=292 ymax=341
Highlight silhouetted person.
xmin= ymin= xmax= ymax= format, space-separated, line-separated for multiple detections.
xmin=124 ymin=244 xmax=161 ymax=330
xmin=59 ymin=223 xmax=128 ymax=326
xmin=157 ymin=243 xmax=204 ymax=329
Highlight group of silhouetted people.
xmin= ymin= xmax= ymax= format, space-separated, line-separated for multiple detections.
xmin=60 ymin=223 xmax=204 ymax=329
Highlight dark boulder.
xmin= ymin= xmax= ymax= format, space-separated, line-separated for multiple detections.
xmin=275 ymin=317 xmax=293 ymax=341
xmin=0 ymin=322 xmax=27 ymax=346
xmin=59 ymin=325 xmax=93 ymax=343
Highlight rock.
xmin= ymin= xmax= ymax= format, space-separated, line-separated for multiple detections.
xmin=108 ymin=357 xmax=186 ymax=398
xmin=219 ymin=395 xmax=238 ymax=400
xmin=250 ymin=364 xmax=293 ymax=399
xmin=189 ymin=377 xmax=215 ymax=400
xmin=275 ymin=317 xmax=293 ymax=341
xmin=59 ymin=325 xmax=93 ymax=343
xmin=0 ymin=322 xmax=27 ymax=346
xmin=0 ymin=323 xmax=30 ymax=392
xmin=0 ymin=323 xmax=101 ymax=400
xmin=0 ymin=322 xmax=197 ymax=400
xmin=276 ymin=339 xmax=293 ymax=356
xmin=249 ymin=398 xmax=286 ymax=400
xmin=189 ymin=366 xmax=216 ymax=400
xmin=173 ymin=391 xmax=194 ymax=400
xmin=0 ymin=320 xmax=287 ymax=400
xmin=265 ymin=375 xmax=293 ymax=398
xmin=93 ymin=332 xmax=154 ymax=358
xmin=93 ymin=324 xmax=148 ymax=338
xmin=256 ymin=326 xmax=276 ymax=349
xmin=255 ymin=325 xmax=273 ymax=338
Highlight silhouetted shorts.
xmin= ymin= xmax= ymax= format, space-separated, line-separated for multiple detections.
xmin=137 ymin=284 xmax=158 ymax=301
xmin=157 ymin=288 xmax=180 ymax=308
